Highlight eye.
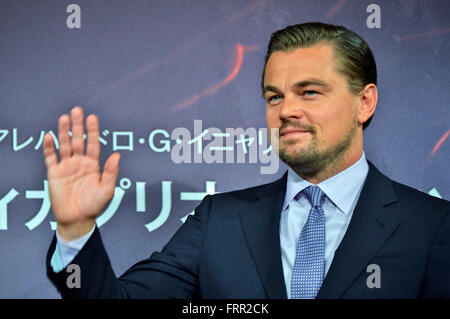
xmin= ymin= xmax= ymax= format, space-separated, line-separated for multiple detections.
xmin=304 ymin=90 xmax=319 ymax=97
xmin=267 ymin=95 xmax=282 ymax=104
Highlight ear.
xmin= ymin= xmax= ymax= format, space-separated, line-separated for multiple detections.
xmin=357 ymin=84 xmax=378 ymax=126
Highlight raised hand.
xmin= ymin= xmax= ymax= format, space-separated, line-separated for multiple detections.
xmin=43 ymin=106 xmax=120 ymax=241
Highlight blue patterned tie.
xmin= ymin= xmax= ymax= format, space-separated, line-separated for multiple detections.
xmin=290 ymin=186 xmax=326 ymax=299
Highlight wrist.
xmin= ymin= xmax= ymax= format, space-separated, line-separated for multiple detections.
xmin=57 ymin=219 xmax=96 ymax=242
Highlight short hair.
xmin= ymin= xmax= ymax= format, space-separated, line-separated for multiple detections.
xmin=262 ymin=22 xmax=377 ymax=129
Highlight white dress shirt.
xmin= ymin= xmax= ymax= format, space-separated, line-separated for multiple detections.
xmin=280 ymin=152 xmax=368 ymax=298
xmin=51 ymin=153 xmax=369 ymax=299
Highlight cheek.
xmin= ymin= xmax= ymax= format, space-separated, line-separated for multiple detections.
xmin=308 ymin=109 xmax=342 ymax=141
xmin=319 ymin=107 xmax=356 ymax=142
xmin=266 ymin=108 xmax=280 ymax=127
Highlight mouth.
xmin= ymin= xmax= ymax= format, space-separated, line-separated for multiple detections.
xmin=280 ymin=128 xmax=311 ymax=138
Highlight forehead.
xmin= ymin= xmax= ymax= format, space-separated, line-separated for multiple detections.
xmin=264 ymin=44 xmax=341 ymax=85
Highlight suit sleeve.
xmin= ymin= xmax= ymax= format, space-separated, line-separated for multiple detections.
xmin=46 ymin=194 xmax=212 ymax=298
xmin=422 ymin=210 xmax=450 ymax=298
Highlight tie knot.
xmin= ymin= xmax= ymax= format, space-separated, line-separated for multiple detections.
xmin=302 ymin=186 xmax=325 ymax=208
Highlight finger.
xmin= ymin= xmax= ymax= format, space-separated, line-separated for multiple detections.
xmin=86 ymin=114 xmax=100 ymax=160
xmin=100 ymin=152 xmax=120 ymax=194
xmin=71 ymin=106 xmax=85 ymax=155
xmin=58 ymin=114 xmax=71 ymax=159
xmin=43 ymin=133 xmax=58 ymax=169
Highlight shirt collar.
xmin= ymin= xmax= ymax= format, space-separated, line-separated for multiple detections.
xmin=282 ymin=152 xmax=369 ymax=215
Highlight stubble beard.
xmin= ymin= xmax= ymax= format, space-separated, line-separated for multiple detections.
xmin=278 ymin=120 xmax=358 ymax=178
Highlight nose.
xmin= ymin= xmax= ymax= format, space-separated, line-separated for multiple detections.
xmin=279 ymin=94 xmax=305 ymax=121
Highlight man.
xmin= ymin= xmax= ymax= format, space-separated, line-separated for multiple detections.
xmin=44 ymin=22 xmax=450 ymax=298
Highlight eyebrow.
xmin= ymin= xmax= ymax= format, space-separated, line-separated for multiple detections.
xmin=262 ymin=79 xmax=332 ymax=96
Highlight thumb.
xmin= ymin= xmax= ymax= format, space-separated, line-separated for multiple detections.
xmin=100 ymin=152 xmax=121 ymax=194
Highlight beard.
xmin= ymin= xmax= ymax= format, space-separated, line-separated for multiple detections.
xmin=277 ymin=119 xmax=357 ymax=177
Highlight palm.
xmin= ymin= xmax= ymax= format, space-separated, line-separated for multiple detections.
xmin=48 ymin=156 xmax=104 ymax=224
xmin=43 ymin=107 xmax=120 ymax=228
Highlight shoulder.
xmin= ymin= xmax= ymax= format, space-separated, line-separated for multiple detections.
xmin=390 ymin=179 xmax=449 ymax=211
xmin=207 ymin=172 xmax=288 ymax=205
xmin=367 ymin=161 xmax=449 ymax=227
xmin=194 ymin=172 xmax=287 ymax=214
xmin=191 ymin=172 xmax=287 ymax=222
xmin=368 ymin=161 xmax=449 ymax=209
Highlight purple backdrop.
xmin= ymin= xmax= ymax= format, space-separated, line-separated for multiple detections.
xmin=0 ymin=0 xmax=448 ymax=298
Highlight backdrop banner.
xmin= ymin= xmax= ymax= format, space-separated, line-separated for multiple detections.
xmin=0 ymin=0 xmax=448 ymax=298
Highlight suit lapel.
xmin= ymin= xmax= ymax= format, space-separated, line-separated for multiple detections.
xmin=317 ymin=162 xmax=400 ymax=298
xmin=238 ymin=173 xmax=288 ymax=299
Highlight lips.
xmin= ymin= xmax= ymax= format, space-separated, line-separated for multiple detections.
xmin=280 ymin=127 xmax=310 ymax=137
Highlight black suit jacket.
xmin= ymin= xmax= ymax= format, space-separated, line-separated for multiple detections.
xmin=46 ymin=162 xmax=450 ymax=298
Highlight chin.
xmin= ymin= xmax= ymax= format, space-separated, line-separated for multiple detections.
xmin=279 ymin=142 xmax=308 ymax=155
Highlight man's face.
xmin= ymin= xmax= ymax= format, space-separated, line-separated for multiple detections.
xmin=264 ymin=43 xmax=361 ymax=175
